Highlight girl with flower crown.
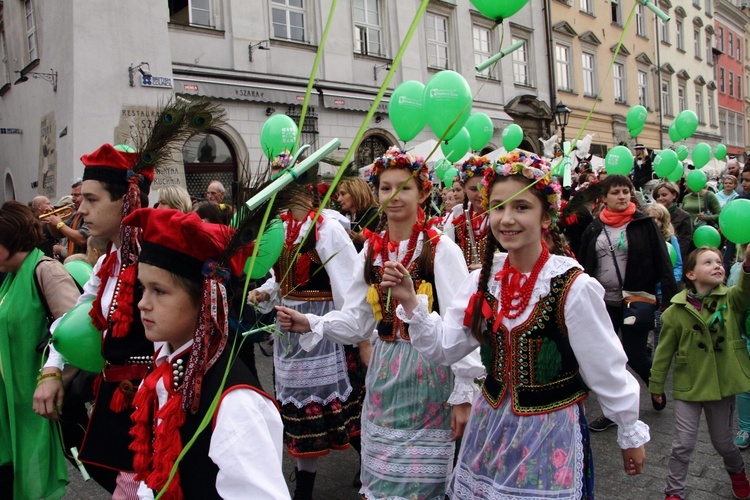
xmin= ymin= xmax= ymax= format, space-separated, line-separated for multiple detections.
xmin=443 ymin=155 xmax=493 ymax=271
xmin=383 ymin=151 xmax=649 ymax=499
xmin=276 ymin=146 xmax=484 ymax=500
xmin=247 ymin=180 xmax=361 ymax=499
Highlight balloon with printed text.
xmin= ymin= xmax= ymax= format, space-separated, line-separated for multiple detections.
xmin=653 ymin=149 xmax=678 ymax=178
xmin=501 ymin=124 xmax=524 ymax=151
xmin=691 ymin=142 xmax=711 ymax=169
xmin=629 ymin=125 xmax=644 ymax=138
xmin=260 ymin=114 xmax=298 ymax=160
xmin=442 ymin=167 xmax=459 ymax=189
xmin=389 ymin=81 xmax=427 ymax=143
xmin=434 ymin=158 xmax=451 ymax=181
xmin=423 ymin=71 xmax=472 ymax=141
xmin=604 ymin=146 xmax=633 ymax=176
xmin=675 ymin=110 xmax=699 ymax=140
xmin=675 ymin=145 xmax=689 ymax=161
xmin=626 ymin=105 xmax=648 ymax=131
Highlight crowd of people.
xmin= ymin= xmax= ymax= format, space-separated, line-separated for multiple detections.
xmin=1 ymin=136 xmax=750 ymax=500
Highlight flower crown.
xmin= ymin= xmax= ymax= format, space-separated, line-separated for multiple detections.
xmin=480 ymin=150 xmax=562 ymax=227
xmin=459 ymin=155 xmax=493 ymax=184
xmin=271 ymin=151 xmax=293 ymax=169
xmin=369 ymin=146 xmax=432 ymax=192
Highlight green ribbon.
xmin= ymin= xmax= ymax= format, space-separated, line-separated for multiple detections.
xmin=709 ymin=304 xmax=727 ymax=328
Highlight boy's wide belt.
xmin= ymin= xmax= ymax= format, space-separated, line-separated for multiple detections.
xmin=102 ymin=362 xmax=150 ymax=382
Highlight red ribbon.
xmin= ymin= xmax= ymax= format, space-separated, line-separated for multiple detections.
xmin=463 ymin=291 xmax=494 ymax=328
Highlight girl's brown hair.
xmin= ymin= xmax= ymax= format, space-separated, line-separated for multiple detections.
xmin=338 ymin=177 xmax=377 ymax=213
xmin=682 ymin=246 xmax=722 ymax=291
xmin=469 ymin=174 xmax=566 ymax=343
xmin=644 ymin=203 xmax=674 ymax=241
xmin=0 ymin=201 xmax=42 ymax=256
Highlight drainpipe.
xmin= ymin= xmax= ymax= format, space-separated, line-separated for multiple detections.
xmin=543 ymin=0 xmax=557 ymax=134
xmin=654 ymin=13 xmax=664 ymax=150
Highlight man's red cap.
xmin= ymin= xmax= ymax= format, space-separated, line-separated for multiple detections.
xmin=81 ymin=144 xmax=154 ymax=193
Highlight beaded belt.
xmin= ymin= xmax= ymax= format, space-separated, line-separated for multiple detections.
xmin=102 ymin=355 xmax=151 ymax=382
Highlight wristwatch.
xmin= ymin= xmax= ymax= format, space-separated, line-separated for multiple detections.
xmin=56 ymin=221 xmax=65 ymax=230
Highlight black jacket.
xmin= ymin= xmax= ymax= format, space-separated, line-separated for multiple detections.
xmin=578 ymin=210 xmax=679 ymax=304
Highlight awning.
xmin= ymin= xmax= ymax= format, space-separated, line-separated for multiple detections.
xmin=485 ymin=110 xmax=514 ymax=127
xmin=173 ymin=77 xmax=309 ymax=105
xmin=322 ymin=90 xmax=389 ymax=113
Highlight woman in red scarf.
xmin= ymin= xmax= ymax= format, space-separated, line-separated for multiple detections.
xmin=577 ymin=175 xmax=679 ymax=431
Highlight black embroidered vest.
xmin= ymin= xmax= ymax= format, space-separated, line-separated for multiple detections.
xmin=274 ymin=244 xmax=333 ymax=302
xmin=481 ymin=267 xmax=588 ymax=414
xmin=454 ymin=220 xmax=488 ymax=268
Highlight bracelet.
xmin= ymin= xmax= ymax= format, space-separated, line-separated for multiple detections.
xmin=37 ymin=372 xmax=62 ymax=382
xmin=56 ymin=221 xmax=65 ymax=230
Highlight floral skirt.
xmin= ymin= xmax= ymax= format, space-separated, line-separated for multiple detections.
xmin=449 ymin=396 xmax=594 ymax=499
xmin=360 ymin=339 xmax=455 ymax=500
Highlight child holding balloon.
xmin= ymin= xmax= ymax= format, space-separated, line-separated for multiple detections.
xmin=650 ymin=244 xmax=750 ymax=500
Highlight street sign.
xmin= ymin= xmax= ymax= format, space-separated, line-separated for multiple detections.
xmin=140 ymin=75 xmax=173 ymax=89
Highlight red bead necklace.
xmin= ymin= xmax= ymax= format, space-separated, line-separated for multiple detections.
xmin=469 ymin=206 xmax=488 ymax=239
xmin=380 ymin=224 xmax=421 ymax=267
xmin=282 ymin=210 xmax=315 ymax=247
xmin=494 ymin=244 xmax=550 ymax=321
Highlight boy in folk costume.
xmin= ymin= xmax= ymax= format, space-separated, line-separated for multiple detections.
xmin=125 ymin=208 xmax=287 ymax=499
xmin=34 ymin=143 xmax=156 ymax=495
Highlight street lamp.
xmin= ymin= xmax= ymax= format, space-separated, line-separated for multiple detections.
xmin=554 ymin=101 xmax=571 ymax=144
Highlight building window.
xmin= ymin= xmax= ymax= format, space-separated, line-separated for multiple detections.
xmin=662 ymin=80 xmax=672 ymax=116
xmin=738 ymin=75 xmax=742 ymax=99
xmin=555 ymin=43 xmax=572 ymax=91
xmin=636 ymin=4 xmax=646 ymax=36
xmin=720 ymin=68 xmax=725 ymax=93
xmin=694 ymin=29 xmax=701 ymax=58
xmin=708 ymin=93 xmax=715 ymax=125
xmin=182 ymin=132 xmax=238 ymax=201
xmin=720 ymin=109 xmax=727 ymax=143
xmin=706 ymin=35 xmax=713 ymax=62
xmin=580 ymin=0 xmax=593 ymax=15
xmin=696 ymin=91 xmax=704 ymax=122
xmin=730 ymin=71 xmax=734 ymax=96
xmin=473 ymin=26 xmax=493 ymax=78
xmin=582 ymin=52 xmax=596 ymax=96
xmin=693 ymin=0 xmax=700 ymax=6
xmin=729 ymin=32 xmax=734 ymax=58
xmin=611 ymin=0 xmax=622 ymax=25
xmin=718 ymin=27 xmax=724 ymax=52
xmin=613 ymin=62 xmax=625 ymax=103
xmin=660 ymin=18 xmax=669 ymax=44
xmin=705 ymin=0 xmax=712 ymax=15
xmin=638 ymin=70 xmax=649 ymax=108
xmin=24 ymin=0 xmax=38 ymax=61
xmin=737 ymin=37 xmax=741 ymax=59
xmin=356 ymin=134 xmax=390 ymax=169
xmin=354 ymin=0 xmax=383 ymax=56
xmin=676 ymin=20 xmax=684 ymax=51
xmin=511 ymin=36 xmax=532 ymax=86
xmin=0 ymin=20 xmax=9 ymax=88
xmin=272 ymin=0 xmax=306 ymax=42
xmin=168 ymin=0 xmax=214 ymax=28
xmin=678 ymin=85 xmax=686 ymax=112
xmin=426 ymin=13 xmax=450 ymax=70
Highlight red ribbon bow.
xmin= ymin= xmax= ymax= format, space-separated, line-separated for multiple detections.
xmin=463 ymin=291 xmax=494 ymax=328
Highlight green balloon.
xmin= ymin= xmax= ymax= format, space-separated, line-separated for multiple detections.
xmin=434 ymin=158 xmax=451 ymax=180
xmin=604 ymin=146 xmax=634 ymax=175
xmin=441 ymin=127 xmax=471 ymax=162
xmin=714 ymin=143 xmax=727 ymax=161
xmin=668 ymin=122 xmax=682 ymax=143
xmin=693 ymin=225 xmax=721 ymax=249
xmin=389 ymin=81 xmax=426 ymax=143
xmin=64 ymin=260 xmax=93 ymax=288
xmin=629 ymin=125 xmax=644 ymax=138
xmin=465 ymin=113 xmax=494 ymax=151
xmin=667 ymin=162 xmax=684 ymax=182
xmin=675 ymin=110 xmax=699 ymax=140
xmin=260 ymin=114 xmax=298 ymax=160
xmin=470 ymin=0 xmax=530 ymax=21
xmin=666 ymin=241 xmax=678 ymax=266
xmin=114 ymin=144 xmax=136 ymax=153
xmin=502 ymin=124 xmax=524 ymax=151
xmin=424 ymin=71 xmax=472 ymax=141
xmin=654 ymin=149 xmax=679 ymax=178
xmin=691 ymin=142 xmax=711 ymax=169
xmin=626 ymin=105 xmax=648 ymax=131
xmin=442 ymin=167 xmax=459 ymax=188
xmin=720 ymin=199 xmax=750 ymax=244
xmin=244 ymin=218 xmax=284 ymax=280
xmin=686 ymin=169 xmax=708 ymax=192
xmin=675 ymin=145 xmax=689 ymax=161
xmin=51 ymin=301 xmax=105 ymax=372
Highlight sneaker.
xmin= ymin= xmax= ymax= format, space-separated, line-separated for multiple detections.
xmin=730 ymin=469 xmax=750 ymax=499
xmin=588 ymin=415 xmax=616 ymax=432
xmin=652 ymin=393 xmax=667 ymax=411
xmin=736 ymin=430 xmax=750 ymax=450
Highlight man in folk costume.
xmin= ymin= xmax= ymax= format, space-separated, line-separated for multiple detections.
xmin=34 ymin=143 xmax=155 ymax=496
xmin=125 ymin=208 xmax=288 ymax=499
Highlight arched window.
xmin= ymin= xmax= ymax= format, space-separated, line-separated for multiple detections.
xmin=356 ymin=134 xmax=391 ymax=169
xmin=3 ymin=172 xmax=15 ymax=203
xmin=182 ymin=131 xmax=237 ymax=202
